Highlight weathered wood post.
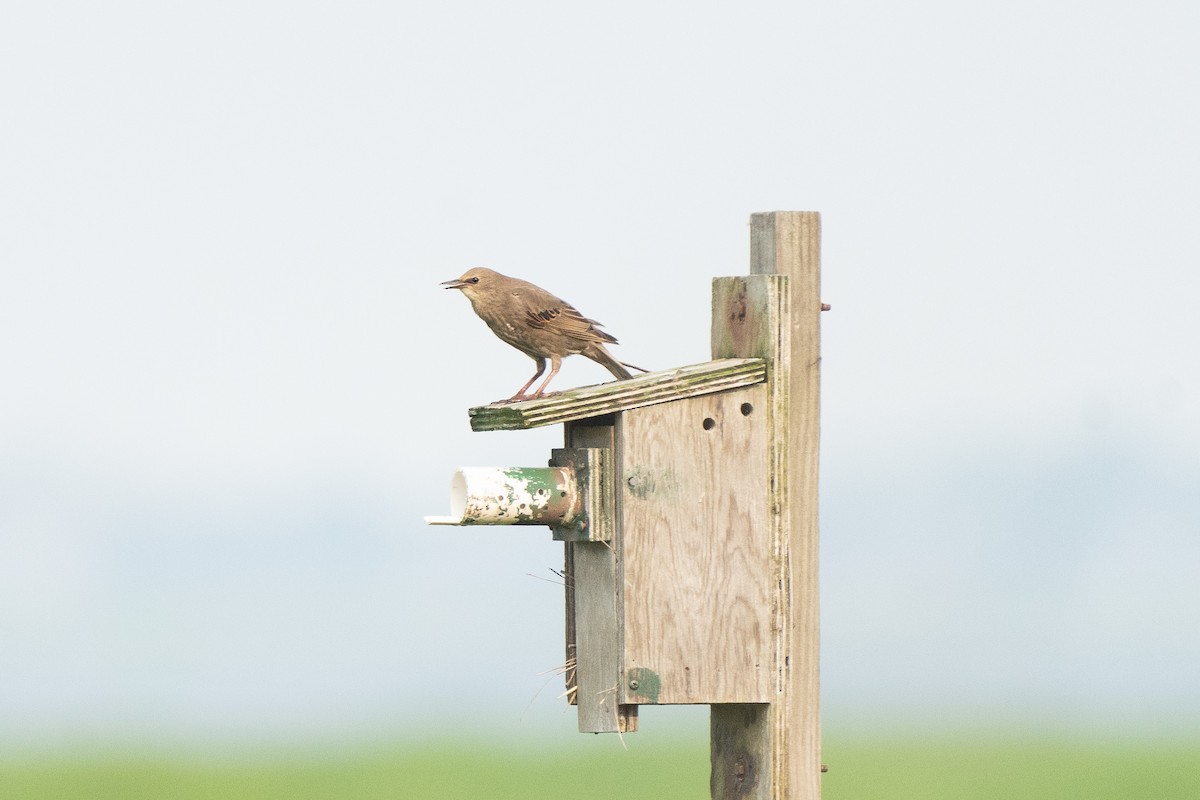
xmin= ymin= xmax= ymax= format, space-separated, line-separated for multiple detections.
xmin=426 ymin=211 xmax=823 ymax=800
xmin=710 ymin=211 xmax=822 ymax=799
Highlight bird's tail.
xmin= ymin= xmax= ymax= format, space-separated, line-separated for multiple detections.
xmin=586 ymin=344 xmax=642 ymax=381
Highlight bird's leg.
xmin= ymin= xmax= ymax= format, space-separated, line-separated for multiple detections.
xmin=528 ymin=355 xmax=562 ymax=399
xmin=509 ymin=357 xmax=546 ymax=401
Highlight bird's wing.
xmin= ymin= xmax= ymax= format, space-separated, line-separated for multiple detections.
xmin=516 ymin=286 xmax=618 ymax=345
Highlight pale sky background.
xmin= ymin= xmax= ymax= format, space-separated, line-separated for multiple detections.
xmin=2 ymin=1 xmax=1199 ymax=751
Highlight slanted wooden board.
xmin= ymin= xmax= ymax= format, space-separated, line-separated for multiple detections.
xmin=467 ymin=358 xmax=766 ymax=431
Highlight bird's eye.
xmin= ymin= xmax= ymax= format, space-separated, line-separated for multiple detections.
xmin=470 ymin=277 xmax=480 ymax=283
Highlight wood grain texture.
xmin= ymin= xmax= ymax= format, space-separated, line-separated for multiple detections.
xmin=468 ymin=359 xmax=765 ymax=431
xmin=618 ymin=384 xmax=771 ymax=705
xmin=758 ymin=211 xmax=822 ymax=800
xmin=711 ymin=704 xmax=771 ymax=800
xmin=563 ymin=420 xmax=637 ymax=733
xmin=712 ymin=275 xmax=787 ymax=371
xmin=760 ymin=212 xmax=822 ymax=800
xmin=709 ymin=212 xmax=822 ymax=800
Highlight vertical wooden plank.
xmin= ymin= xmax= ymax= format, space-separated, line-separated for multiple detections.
xmin=711 ymin=703 xmax=771 ymax=799
xmin=617 ymin=385 xmax=771 ymax=705
xmin=712 ymin=275 xmax=787 ymax=368
xmin=564 ymin=419 xmax=637 ymax=733
xmin=711 ymin=212 xmax=822 ymax=799
xmin=758 ymin=212 xmax=822 ymax=800
xmin=710 ymin=275 xmax=786 ymax=800
xmin=550 ymin=447 xmax=614 ymax=543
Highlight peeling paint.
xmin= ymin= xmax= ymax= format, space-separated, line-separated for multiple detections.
xmin=438 ymin=466 xmax=578 ymax=526
xmin=625 ymin=667 xmax=662 ymax=704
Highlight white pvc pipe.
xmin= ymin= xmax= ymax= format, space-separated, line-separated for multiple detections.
xmin=424 ymin=466 xmax=579 ymax=526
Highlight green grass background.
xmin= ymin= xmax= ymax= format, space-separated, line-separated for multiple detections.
xmin=3 ymin=733 xmax=1197 ymax=800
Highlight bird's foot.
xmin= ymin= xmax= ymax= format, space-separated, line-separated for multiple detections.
xmin=493 ymin=389 xmax=563 ymax=404
xmin=495 ymin=391 xmax=539 ymax=404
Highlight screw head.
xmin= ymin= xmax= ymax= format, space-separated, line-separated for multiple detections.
xmin=628 ymin=679 xmax=640 ymax=691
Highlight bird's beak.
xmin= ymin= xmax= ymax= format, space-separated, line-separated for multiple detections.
xmin=441 ymin=278 xmax=467 ymax=290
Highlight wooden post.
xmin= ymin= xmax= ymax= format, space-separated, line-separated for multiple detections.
xmin=710 ymin=212 xmax=821 ymax=799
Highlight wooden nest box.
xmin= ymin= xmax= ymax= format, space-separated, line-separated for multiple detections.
xmin=426 ymin=212 xmax=825 ymax=800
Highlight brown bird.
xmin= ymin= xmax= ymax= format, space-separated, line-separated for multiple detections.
xmin=442 ymin=267 xmax=644 ymax=401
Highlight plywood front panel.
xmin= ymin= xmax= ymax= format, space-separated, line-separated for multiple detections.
xmin=618 ymin=384 xmax=771 ymax=704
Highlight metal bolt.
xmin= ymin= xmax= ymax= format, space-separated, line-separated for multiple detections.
xmin=628 ymin=679 xmax=640 ymax=691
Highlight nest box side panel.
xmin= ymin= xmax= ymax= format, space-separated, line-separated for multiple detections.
xmin=564 ymin=418 xmax=637 ymax=733
xmin=617 ymin=384 xmax=771 ymax=705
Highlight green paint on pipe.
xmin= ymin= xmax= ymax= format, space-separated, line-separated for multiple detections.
xmin=499 ymin=467 xmax=568 ymax=522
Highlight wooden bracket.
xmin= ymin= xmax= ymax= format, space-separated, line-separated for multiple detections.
xmin=549 ymin=447 xmax=613 ymax=543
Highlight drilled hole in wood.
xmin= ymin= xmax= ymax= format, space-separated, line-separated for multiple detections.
xmin=740 ymin=402 xmax=753 ymax=416
xmin=702 ymin=417 xmax=716 ymax=430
